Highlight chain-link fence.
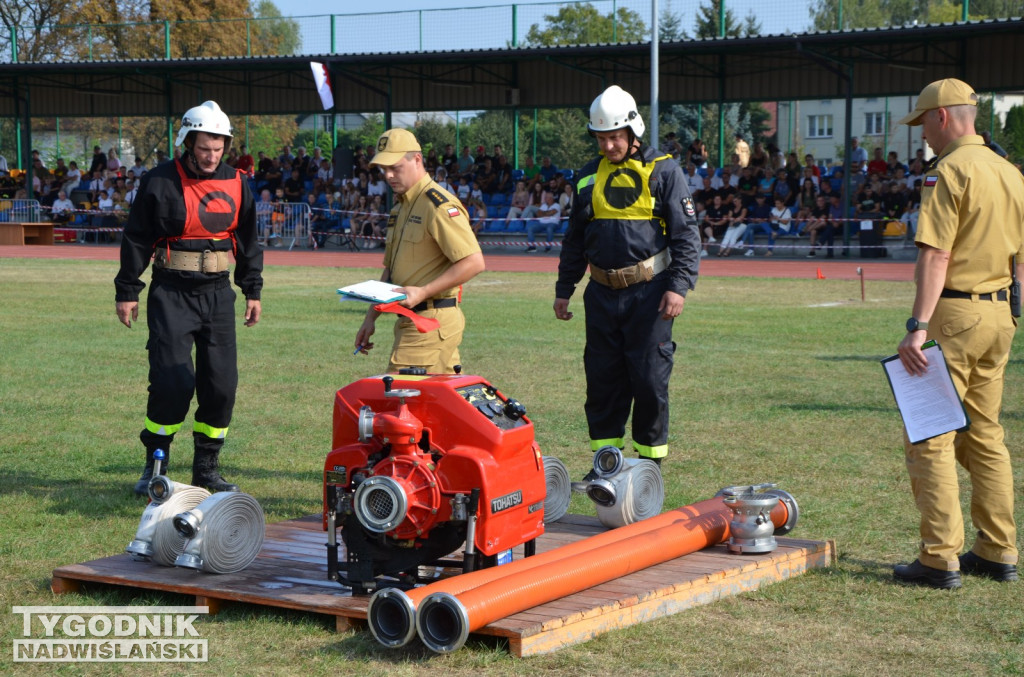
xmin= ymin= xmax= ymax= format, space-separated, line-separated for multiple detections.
xmin=2 ymin=0 xmax=1013 ymax=64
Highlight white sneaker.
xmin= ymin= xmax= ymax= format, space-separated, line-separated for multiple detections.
xmin=700 ymin=250 xmax=708 ymax=258
xmin=744 ymin=249 xmax=755 ymax=257
xmin=708 ymin=237 xmax=717 ymax=244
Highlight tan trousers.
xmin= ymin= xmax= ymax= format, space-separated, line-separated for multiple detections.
xmin=388 ymin=305 xmax=464 ymax=374
xmin=905 ymin=295 xmax=1018 ymax=570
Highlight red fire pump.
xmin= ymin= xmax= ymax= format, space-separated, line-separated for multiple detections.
xmin=323 ymin=371 xmax=547 ymax=593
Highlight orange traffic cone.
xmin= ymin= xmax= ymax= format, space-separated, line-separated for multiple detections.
xmin=816 ymin=267 xmax=826 ymax=280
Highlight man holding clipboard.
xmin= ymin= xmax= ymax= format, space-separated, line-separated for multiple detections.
xmin=893 ymin=79 xmax=1023 ymax=588
xmin=353 ymin=128 xmax=484 ymax=373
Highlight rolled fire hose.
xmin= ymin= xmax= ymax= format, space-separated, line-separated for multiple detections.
xmin=593 ymin=458 xmax=664 ymax=529
xmin=541 ymin=456 xmax=571 ymax=524
xmin=126 ymin=481 xmax=211 ymax=566
xmin=415 ymin=491 xmax=796 ymax=653
xmin=367 ymin=491 xmax=796 ymax=649
xmin=172 ymin=492 xmax=265 ymax=574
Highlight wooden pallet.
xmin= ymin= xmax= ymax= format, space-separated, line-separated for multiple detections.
xmin=51 ymin=514 xmax=835 ymax=657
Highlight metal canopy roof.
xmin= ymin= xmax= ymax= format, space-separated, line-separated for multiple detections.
xmin=1 ymin=18 xmax=1022 ymax=119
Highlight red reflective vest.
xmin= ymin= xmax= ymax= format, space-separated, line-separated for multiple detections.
xmin=163 ymin=159 xmax=244 ymax=253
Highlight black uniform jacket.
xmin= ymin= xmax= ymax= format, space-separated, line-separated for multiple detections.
xmin=115 ymin=154 xmax=263 ymax=302
xmin=556 ymin=143 xmax=700 ymax=300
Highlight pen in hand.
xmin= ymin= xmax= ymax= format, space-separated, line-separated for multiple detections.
xmin=353 ymin=345 xmax=363 ymax=355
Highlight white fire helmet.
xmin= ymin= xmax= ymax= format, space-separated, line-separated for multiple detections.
xmin=587 ymin=85 xmax=645 ymax=139
xmin=175 ymin=101 xmax=233 ymax=148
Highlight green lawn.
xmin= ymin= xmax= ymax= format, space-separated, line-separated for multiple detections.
xmin=1 ymin=258 xmax=1021 ymax=676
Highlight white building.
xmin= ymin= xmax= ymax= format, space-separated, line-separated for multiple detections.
xmin=775 ymin=92 xmax=1022 ymax=169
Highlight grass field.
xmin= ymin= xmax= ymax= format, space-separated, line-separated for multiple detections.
xmin=0 ymin=257 xmax=1021 ymax=676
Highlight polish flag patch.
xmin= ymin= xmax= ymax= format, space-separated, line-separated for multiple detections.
xmin=447 ymin=206 xmax=461 ymax=218
xmin=924 ymin=175 xmax=939 ymax=188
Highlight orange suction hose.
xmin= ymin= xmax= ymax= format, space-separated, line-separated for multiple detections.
xmin=415 ymin=492 xmax=794 ymax=653
xmin=368 ymin=490 xmax=796 ymax=649
xmin=369 ymin=496 xmax=726 ymax=647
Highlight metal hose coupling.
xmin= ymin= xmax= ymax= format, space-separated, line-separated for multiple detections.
xmin=126 ymin=481 xmax=211 ymax=565
xmin=581 ymin=445 xmax=625 ymax=507
xmin=717 ymin=484 xmax=800 ymax=554
xmin=172 ymin=492 xmax=265 ymax=573
xmin=367 ymin=588 xmax=417 ymax=648
xmin=593 ymin=444 xmax=626 ymax=476
xmin=416 ymin=592 xmax=471 ymax=654
xmin=570 ymin=445 xmax=625 ymax=497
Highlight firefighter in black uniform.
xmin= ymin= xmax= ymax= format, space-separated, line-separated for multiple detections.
xmin=115 ymin=100 xmax=263 ymax=495
xmin=554 ymin=85 xmax=701 ymax=467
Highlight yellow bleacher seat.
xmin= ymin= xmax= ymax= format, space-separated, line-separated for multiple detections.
xmin=883 ymin=220 xmax=906 ymax=237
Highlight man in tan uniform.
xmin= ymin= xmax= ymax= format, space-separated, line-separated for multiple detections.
xmin=354 ymin=128 xmax=485 ymax=373
xmin=894 ymin=78 xmax=1023 ymax=588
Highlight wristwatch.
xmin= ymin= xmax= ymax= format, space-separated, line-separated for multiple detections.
xmin=905 ymin=317 xmax=929 ymax=332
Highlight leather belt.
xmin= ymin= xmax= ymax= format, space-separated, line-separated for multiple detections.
xmin=940 ymin=288 xmax=1007 ymax=301
xmin=412 ymin=297 xmax=458 ymax=312
xmin=154 ymin=249 xmax=231 ymax=273
xmin=589 ymin=249 xmax=670 ymax=290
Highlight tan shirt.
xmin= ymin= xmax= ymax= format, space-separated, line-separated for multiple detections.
xmin=383 ymin=173 xmax=481 ymax=297
xmin=916 ymin=134 xmax=1024 ymax=294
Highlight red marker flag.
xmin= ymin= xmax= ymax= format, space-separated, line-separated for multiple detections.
xmin=310 ymin=61 xmax=334 ymax=110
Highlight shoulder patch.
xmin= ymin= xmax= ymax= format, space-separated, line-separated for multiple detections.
xmin=683 ymin=197 xmax=696 ymax=218
xmin=576 ymin=174 xmax=596 ymax=191
xmin=426 ymin=188 xmax=449 ymax=207
xmin=446 ymin=206 xmax=462 ymax=219
xmin=923 ymin=175 xmax=939 ymax=188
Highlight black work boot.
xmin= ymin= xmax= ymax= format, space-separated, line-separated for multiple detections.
xmin=191 ymin=436 xmax=239 ymax=492
xmin=134 ymin=452 xmax=156 ymax=496
xmin=959 ymin=551 xmax=1019 ymax=582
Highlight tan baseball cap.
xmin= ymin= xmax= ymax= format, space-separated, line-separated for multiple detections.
xmin=370 ymin=128 xmax=421 ymax=167
xmin=898 ymin=78 xmax=978 ymax=126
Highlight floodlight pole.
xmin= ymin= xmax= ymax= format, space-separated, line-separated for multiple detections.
xmin=650 ymin=0 xmax=659 ymax=147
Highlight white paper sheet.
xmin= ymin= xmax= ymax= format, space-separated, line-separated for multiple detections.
xmin=336 ymin=280 xmax=406 ymax=304
xmin=882 ymin=342 xmax=969 ymax=444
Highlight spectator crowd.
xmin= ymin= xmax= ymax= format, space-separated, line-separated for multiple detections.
xmin=0 ymin=145 xmax=166 ymax=240
xmin=7 ymin=130 xmax=978 ymax=258
xmin=673 ymin=135 xmax=930 ymax=258
xmin=244 ymin=141 xmax=576 ymax=249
